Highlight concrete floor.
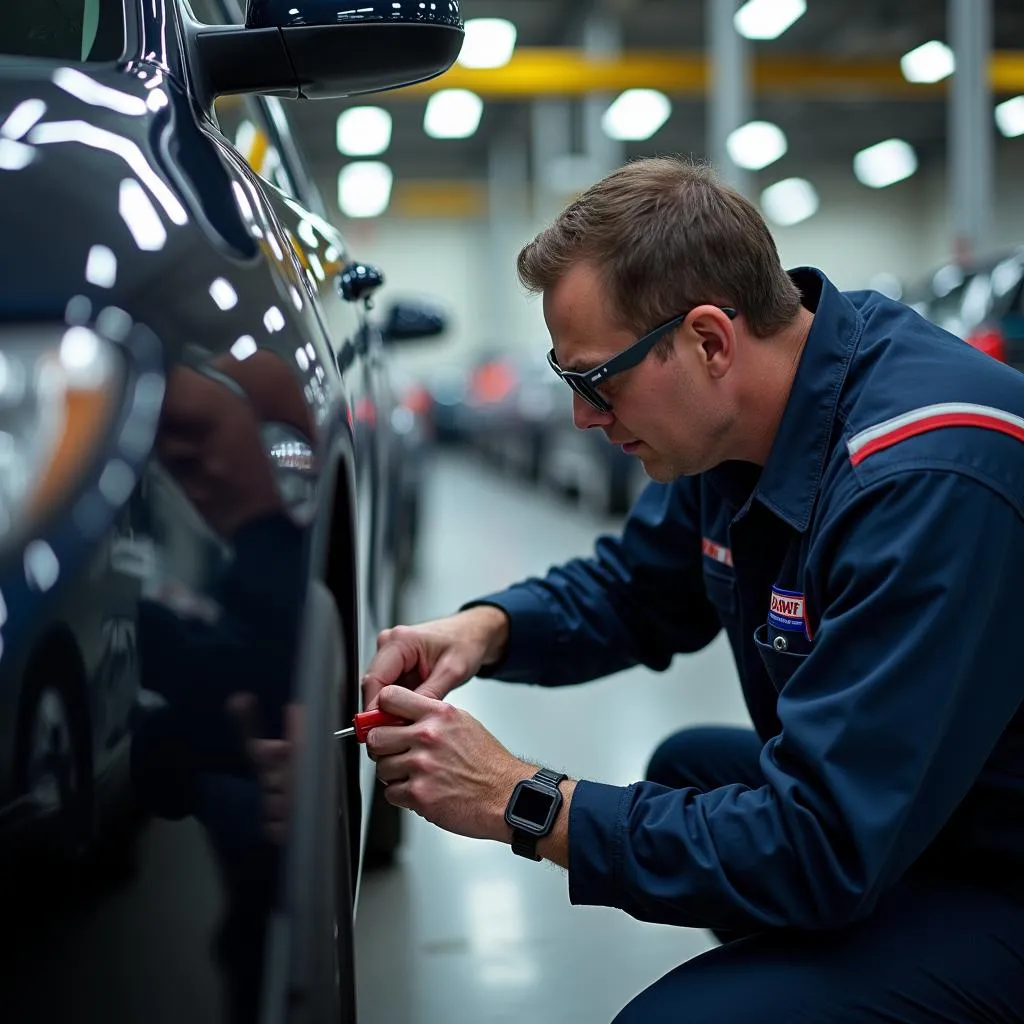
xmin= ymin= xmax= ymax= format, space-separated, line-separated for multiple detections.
xmin=354 ymin=451 xmax=753 ymax=1024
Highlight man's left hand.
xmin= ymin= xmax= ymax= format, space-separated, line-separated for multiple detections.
xmin=367 ymin=685 xmax=528 ymax=842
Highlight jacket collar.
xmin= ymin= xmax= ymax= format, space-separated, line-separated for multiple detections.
xmin=756 ymin=268 xmax=861 ymax=531
xmin=708 ymin=268 xmax=861 ymax=532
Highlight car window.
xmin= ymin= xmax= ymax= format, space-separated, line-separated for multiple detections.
xmin=0 ymin=0 xmax=124 ymax=61
xmin=213 ymin=95 xmax=301 ymax=201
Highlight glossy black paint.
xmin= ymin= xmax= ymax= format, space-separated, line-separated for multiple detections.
xmin=0 ymin=0 xmax=433 ymax=1019
xmin=245 ymin=0 xmax=462 ymax=29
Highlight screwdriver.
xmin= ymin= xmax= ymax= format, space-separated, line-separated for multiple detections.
xmin=334 ymin=708 xmax=407 ymax=743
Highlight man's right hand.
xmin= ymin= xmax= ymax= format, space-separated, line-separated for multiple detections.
xmin=361 ymin=605 xmax=510 ymax=709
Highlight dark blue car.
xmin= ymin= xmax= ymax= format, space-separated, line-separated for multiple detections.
xmin=0 ymin=1 xmax=461 ymax=1020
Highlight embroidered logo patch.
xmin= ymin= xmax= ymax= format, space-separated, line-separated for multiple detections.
xmin=769 ymin=586 xmax=807 ymax=634
xmin=701 ymin=537 xmax=733 ymax=566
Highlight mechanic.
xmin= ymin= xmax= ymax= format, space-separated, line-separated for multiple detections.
xmin=362 ymin=157 xmax=1024 ymax=1022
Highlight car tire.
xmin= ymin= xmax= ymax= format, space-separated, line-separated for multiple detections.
xmin=14 ymin=668 xmax=95 ymax=867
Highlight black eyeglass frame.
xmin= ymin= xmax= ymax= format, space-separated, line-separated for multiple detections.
xmin=546 ymin=306 xmax=737 ymax=413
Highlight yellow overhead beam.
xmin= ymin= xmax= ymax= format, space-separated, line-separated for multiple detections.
xmin=396 ymin=49 xmax=1024 ymax=99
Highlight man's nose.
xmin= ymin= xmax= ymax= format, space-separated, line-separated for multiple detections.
xmin=572 ymin=392 xmax=615 ymax=430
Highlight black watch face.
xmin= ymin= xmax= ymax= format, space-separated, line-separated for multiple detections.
xmin=506 ymin=780 xmax=560 ymax=835
xmin=511 ymin=785 xmax=554 ymax=825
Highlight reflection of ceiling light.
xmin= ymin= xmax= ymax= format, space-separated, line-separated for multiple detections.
xmin=1 ymin=98 xmax=46 ymax=140
xmin=458 ymin=18 xmax=517 ymax=68
xmin=264 ymin=306 xmax=285 ymax=333
xmin=338 ymin=161 xmax=393 ymax=218
xmin=231 ymin=335 xmax=257 ymax=360
xmin=853 ymin=138 xmax=917 ymax=188
xmin=726 ymin=120 xmax=787 ymax=170
xmin=601 ymin=89 xmax=671 ymax=141
xmin=118 ymin=177 xmax=166 ymax=251
xmin=734 ymin=0 xmax=805 ymax=40
xmin=424 ymin=90 xmax=484 ymax=140
xmin=85 ymin=245 xmax=117 ymax=288
xmin=900 ymin=40 xmax=954 ymax=83
xmin=0 ymin=139 xmax=35 ymax=170
xmin=336 ymin=106 xmax=392 ymax=156
xmin=760 ymin=177 xmax=819 ymax=226
xmin=995 ymin=95 xmax=1024 ymax=138
xmin=52 ymin=66 xmax=147 ymax=115
xmin=209 ymin=277 xmax=238 ymax=310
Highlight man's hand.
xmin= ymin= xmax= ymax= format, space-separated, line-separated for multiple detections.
xmin=361 ymin=606 xmax=510 ymax=709
xmin=366 ymin=685 xmax=526 ymax=842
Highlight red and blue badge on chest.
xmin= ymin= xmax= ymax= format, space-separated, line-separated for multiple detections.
xmin=767 ymin=585 xmax=814 ymax=652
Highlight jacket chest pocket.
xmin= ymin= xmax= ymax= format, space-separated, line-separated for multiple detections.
xmin=753 ymin=623 xmax=809 ymax=691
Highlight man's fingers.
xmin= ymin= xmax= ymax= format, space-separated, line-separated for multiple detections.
xmin=361 ymin=643 xmax=422 ymax=707
xmin=378 ymin=684 xmax=445 ymax=721
xmin=374 ymin=751 xmax=413 ymax=785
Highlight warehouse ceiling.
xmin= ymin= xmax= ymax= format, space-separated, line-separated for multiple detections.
xmin=275 ymin=0 xmax=1024 ymax=193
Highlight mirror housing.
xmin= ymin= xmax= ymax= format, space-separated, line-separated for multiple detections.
xmin=382 ymin=300 xmax=449 ymax=344
xmin=191 ymin=0 xmax=463 ymax=102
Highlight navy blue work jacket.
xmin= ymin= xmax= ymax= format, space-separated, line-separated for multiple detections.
xmin=469 ymin=268 xmax=1024 ymax=931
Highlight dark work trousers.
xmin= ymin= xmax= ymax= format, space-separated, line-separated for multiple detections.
xmin=612 ymin=726 xmax=1024 ymax=1024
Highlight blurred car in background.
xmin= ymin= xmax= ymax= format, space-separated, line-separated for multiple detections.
xmin=906 ymin=247 xmax=1024 ymax=369
xmin=424 ymin=346 xmax=647 ymax=517
xmin=0 ymin=0 xmax=461 ymax=1021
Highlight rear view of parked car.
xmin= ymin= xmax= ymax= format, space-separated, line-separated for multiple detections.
xmin=906 ymin=248 xmax=1024 ymax=370
xmin=0 ymin=0 xmax=461 ymax=1021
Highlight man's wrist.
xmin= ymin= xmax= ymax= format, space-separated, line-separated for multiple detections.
xmin=459 ymin=604 xmax=510 ymax=667
xmin=495 ymin=762 xmax=575 ymax=868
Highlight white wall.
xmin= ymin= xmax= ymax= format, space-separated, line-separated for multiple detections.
xmin=316 ymin=137 xmax=1024 ymax=373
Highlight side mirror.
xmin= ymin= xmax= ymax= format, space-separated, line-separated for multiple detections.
xmin=190 ymin=0 xmax=463 ymax=102
xmin=382 ymin=300 xmax=449 ymax=343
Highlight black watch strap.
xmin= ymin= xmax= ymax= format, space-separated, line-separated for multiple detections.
xmin=510 ymin=768 xmax=567 ymax=861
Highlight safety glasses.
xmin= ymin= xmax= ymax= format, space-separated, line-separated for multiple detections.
xmin=546 ymin=306 xmax=737 ymax=413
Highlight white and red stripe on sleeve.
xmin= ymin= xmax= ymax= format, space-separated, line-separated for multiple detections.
xmin=847 ymin=402 xmax=1024 ymax=466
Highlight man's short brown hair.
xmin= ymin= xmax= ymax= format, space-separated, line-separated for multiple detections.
xmin=517 ymin=157 xmax=802 ymax=345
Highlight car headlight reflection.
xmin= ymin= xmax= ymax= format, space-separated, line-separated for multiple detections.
xmin=0 ymin=326 xmax=121 ymax=543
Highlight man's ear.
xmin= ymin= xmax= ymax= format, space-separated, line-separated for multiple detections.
xmin=687 ymin=305 xmax=735 ymax=379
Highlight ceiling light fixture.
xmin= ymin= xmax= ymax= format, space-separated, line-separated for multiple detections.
xmin=900 ymin=40 xmax=955 ymax=83
xmin=424 ymin=90 xmax=484 ymax=140
xmin=853 ymin=138 xmax=918 ymax=188
xmin=995 ymin=95 xmax=1024 ymax=138
xmin=458 ymin=18 xmax=517 ymax=69
xmin=338 ymin=161 xmax=394 ymax=218
xmin=760 ymin=177 xmax=819 ymax=226
xmin=601 ymin=89 xmax=672 ymax=141
xmin=726 ymin=120 xmax=788 ymax=170
xmin=734 ymin=0 xmax=806 ymax=41
xmin=337 ymin=106 xmax=392 ymax=157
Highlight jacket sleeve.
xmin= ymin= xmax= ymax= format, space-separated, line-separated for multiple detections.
xmin=567 ymin=469 xmax=1024 ymax=929
xmin=462 ymin=478 xmax=722 ymax=686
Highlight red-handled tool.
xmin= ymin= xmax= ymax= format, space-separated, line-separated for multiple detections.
xmin=334 ymin=708 xmax=406 ymax=744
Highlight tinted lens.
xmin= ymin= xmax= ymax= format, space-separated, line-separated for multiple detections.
xmin=565 ymin=374 xmax=610 ymax=413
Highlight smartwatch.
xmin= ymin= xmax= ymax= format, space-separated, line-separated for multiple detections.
xmin=504 ymin=767 xmax=568 ymax=861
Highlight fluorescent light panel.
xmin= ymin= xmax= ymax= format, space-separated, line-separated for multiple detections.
xmin=761 ymin=177 xmax=819 ymax=226
xmin=601 ymin=89 xmax=671 ymax=141
xmin=853 ymin=138 xmax=917 ymax=188
xmin=338 ymin=161 xmax=393 ymax=218
xmin=424 ymin=90 xmax=484 ymax=140
xmin=336 ymin=106 xmax=392 ymax=157
xmin=726 ymin=120 xmax=787 ymax=170
xmin=734 ymin=0 xmax=805 ymax=40
xmin=900 ymin=40 xmax=955 ymax=83
xmin=458 ymin=18 xmax=517 ymax=69
xmin=995 ymin=95 xmax=1024 ymax=138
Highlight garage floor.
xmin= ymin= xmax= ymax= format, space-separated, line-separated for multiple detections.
xmin=354 ymin=451 xmax=752 ymax=1024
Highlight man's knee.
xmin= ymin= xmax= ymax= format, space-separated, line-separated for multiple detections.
xmin=644 ymin=726 xmax=762 ymax=791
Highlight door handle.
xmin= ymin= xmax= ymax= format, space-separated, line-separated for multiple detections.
xmin=336 ymin=261 xmax=384 ymax=305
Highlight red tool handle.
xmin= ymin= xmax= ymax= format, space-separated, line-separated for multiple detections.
xmin=353 ymin=708 xmax=407 ymax=743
